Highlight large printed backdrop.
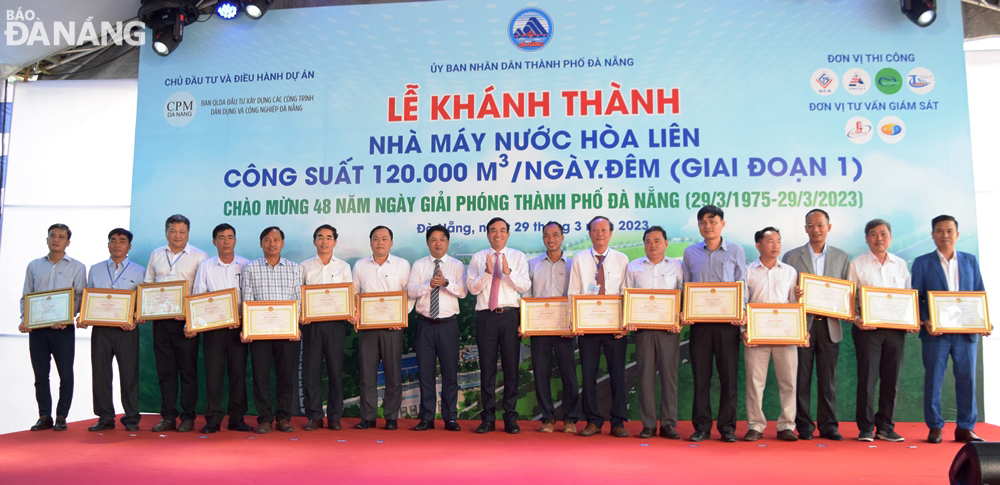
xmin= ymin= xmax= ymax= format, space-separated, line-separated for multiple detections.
xmin=131 ymin=1 xmax=980 ymax=421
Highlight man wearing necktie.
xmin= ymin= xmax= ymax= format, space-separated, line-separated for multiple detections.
xmin=467 ymin=217 xmax=531 ymax=434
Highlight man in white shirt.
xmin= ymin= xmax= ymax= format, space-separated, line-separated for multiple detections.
xmin=742 ymin=227 xmax=802 ymax=442
xmin=407 ymin=224 xmax=467 ymax=432
xmin=625 ymin=226 xmax=683 ymax=440
xmin=466 ymin=217 xmax=531 ymax=434
xmin=848 ymin=218 xmax=915 ymax=442
xmin=526 ymin=221 xmax=579 ymax=434
xmin=300 ymin=224 xmax=353 ymax=432
xmin=142 ymin=214 xmax=209 ymax=433
xmin=192 ymin=223 xmax=251 ymax=433
xmin=353 ymin=225 xmax=412 ymax=431
xmin=569 ymin=216 xmax=630 ymax=438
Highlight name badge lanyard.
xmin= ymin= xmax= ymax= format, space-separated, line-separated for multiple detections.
xmin=107 ymin=260 xmax=130 ymax=288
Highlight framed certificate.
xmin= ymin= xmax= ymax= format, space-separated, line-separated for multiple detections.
xmin=302 ymin=283 xmax=354 ymax=322
xmin=137 ymin=281 xmax=188 ymax=320
xmin=24 ymin=288 xmax=75 ymax=329
xmin=927 ymin=291 xmax=992 ymax=334
xmin=519 ymin=297 xmax=571 ymax=336
xmin=242 ymin=300 xmax=300 ymax=340
xmin=682 ymin=282 xmax=745 ymax=322
xmin=745 ymin=303 xmax=807 ymax=345
xmin=185 ymin=289 xmax=239 ymax=333
xmin=860 ymin=286 xmax=919 ymax=330
xmin=570 ymin=295 xmax=623 ymax=334
xmin=623 ymin=288 xmax=680 ymax=330
xmin=799 ymin=273 xmax=855 ymax=320
xmin=80 ymin=288 xmax=135 ymax=327
xmin=357 ymin=291 xmax=408 ymax=329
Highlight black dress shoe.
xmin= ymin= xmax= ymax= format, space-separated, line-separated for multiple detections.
xmin=151 ymin=419 xmax=176 ymax=432
xmin=475 ymin=422 xmax=496 ymax=434
xmin=444 ymin=421 xmax=461 ymax=432
xmin=89 ymin=420 xmax=115 ymax=432
xmin=689 ymin=430 xmax=709 ymax=442
xmin=820 ymin=430 xmax=844 ymax=441
xmin=355 ymin=419 xmax=376 ymax=429
xmin=384 ymin=420 xmax=398 ymax=430
xmin=31 ymin=417 xmax=54 ymax=431
xmin=659 ymin=426 xmax=680 ymax=439
xmin=505 ymin=421 xmax=520 ymax=434
xmin=328 ymin=419 xmax=342 ymax=431
xmin=639 ymin=427 xmax=655 ymax=439
xmin=956 ymin=429 xmax=984 ymax=443
xmin=798 ymin=431 xmax=813 ymax=440
xmin=228 ymin=421 xmax=253 ymax=432
xmin=304 ymin=418 xmax=323 ymax=431
xmin=927 ymin=428 xmax=943 ymax=444
xmin=201 ymin=424 xmax=220 ymax=434
xmin=721 ymin=431 xmax=738 ymax=443
xmin=125 ymin=424 xmax=140 ymax=432
xmin=54 ymin=416 xmax=68 ymax=431
xmin=412 ymin=420 xmax=434 ymax=431
xmin=177 ymin=419 xmax=195 ymax=433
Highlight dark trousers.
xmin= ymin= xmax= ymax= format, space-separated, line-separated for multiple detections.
xmin=796 ymin=316 xmax=840 ymax=435
xmin=853 ymin=326 xmax=906 ymax=433
xmin=579 ymin=334 xmax=627 ymax=428
xmin=358 ymin=329 xmax=403 ymax=421
xmin=250 ymin=339 xmax=296 ymax=424
xmin=530 ymin=335 xmax=579 ymax=422
xmin=91 ymin=326 xmax=139 ymax=426
xmin=416 ymin=315 xmax=460 ymax=421
xmin=636 ymin=330 xmax=680 ymax=429
xmin=302 ymin=321 xmax=349 ymax=421
xmin=475 ymin=309 xmax=521 ymax=423
xmin=203 ymin=327 xmax=248 ymax=426
xmin=29 ymin=326 xmax=75 ymax=418
xmin=152 ymin=320 xmax=199 ymax=421
xmin=690 ymin=323 xmax=740 ymax=434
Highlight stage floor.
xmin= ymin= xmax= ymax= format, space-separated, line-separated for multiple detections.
xmin=1 ymin=416 xmax=993 ymax=484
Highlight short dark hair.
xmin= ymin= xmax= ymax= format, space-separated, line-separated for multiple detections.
xmin=425 ymin=224 xmax=450 ymax=241
xmin=47 ymin=223 xmax=71 ymax=240
xmin=805 ymin=208 xmax=830 ymax=223
xmin=213 ymin=223 xmax=236 ymax=239
xmin=313 ymin=224 xmax=338 ymax=240
xmin=370 ymin=225 xmax=393 ymax=240
xmin=754 ymin=226 xmax=780 ymax=243
xmin=259 ymin=226 xmax=284 ymax=242
xmin=586 ymin=216 xmax=613 ymax=232
xmin=165 ymin=214 xmax=190 ymax=231
xmin=697 ymin=205 xmax=724 ymax=221
xmin=931 ymin=214 xmax=958 ymax=231
xmin=643 ymin=226 xmax=667 ymax=241
xmin=486 ymin=217 xmax=509 ymax=232
xmin=108 ymin=228 xmax=133 ymax=243
xmin=542 ymin=221 xmax=564 ymax=234
xmin=864 ymin=218 xmax=891 ymax=236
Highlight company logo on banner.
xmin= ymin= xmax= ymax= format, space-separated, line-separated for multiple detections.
xmin=3 ymin=8 xmax=144 ymax=46
xmin=875 ymin=67 xmax=903 ymax=94
xmin=878 ymin=115 xmax=906 ymax=143
xmin=811 ymin=68 xmax=838 ymax=95
xmin=508 ymin=8 xmax=552 ymax=51
xmin=845 ymin=116 xmax=874 ymax=144
xmin=843 ymin=68 xmax=871 ymax=95
xmin=164 ymin=92 xmax=196 ymax=127
xmin=908 ymin=67 xmax=935 ymax=94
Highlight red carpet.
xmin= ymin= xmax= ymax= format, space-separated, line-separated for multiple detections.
xmin=0 ymin=417 xmax=993 ymax=484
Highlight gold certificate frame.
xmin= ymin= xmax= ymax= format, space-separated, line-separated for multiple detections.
xmin=357 ymin=291 xmax=408 ymax=329
xmin=927 ymin=291 xmax=992 ymax=334
xmin=519 ymin=297 xmax=571 ymax=336
xmin=623 ymin=288 xmax=680 ymax=331
xmin=80 ymin=288 xmax=135 ymax=327
xmin=242 ymin=300 xmax=300 ymax=340
xmin=137 ymin=281 xmax=188 ymax=320
xmin=25 ymin=288 xmax=75 ymax=329
xmin=799 ymin=273 xmax=855 ymax=320
xmin=745 ymin=303 xmax=807 ymax=346
xmin=682 ymin=282 xmax=744 ymax=323
xmin=302 ymin=283 xmax=354 ymax=322
xmin=571 ymin=295 xmax=624 ymax=334
xmin=185 ymin=288 xmax=239 ymax=333
xmin=860 ymin=286 xmax=919 ymax=330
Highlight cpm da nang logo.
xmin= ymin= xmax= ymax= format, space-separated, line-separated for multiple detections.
xmin=509 ymin=8 xmax=552 ymax=52
xmin=5 ymin=8 xmax=145 ymax=47
xmin=164 ymin=92 xmax=196 ymax=127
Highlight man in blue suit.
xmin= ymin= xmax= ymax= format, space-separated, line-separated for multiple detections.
xmin=912 ymin=215 xmax=987 ymax=444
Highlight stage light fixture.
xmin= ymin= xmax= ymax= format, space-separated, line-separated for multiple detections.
xmin=216 ymin=1 xmax=242 ymax=20
xmin=138 ymin=0 xmax=201 ymax=56
xmin=900 ymin=0 xmax=936 ymax=27
xmin=244 ymin=0 xmax=274 ymax=19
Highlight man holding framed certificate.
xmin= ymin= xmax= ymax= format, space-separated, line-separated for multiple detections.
xmin=848 ymin=218 xmax=914 ymax=443
xmin=141 ymin=214 xmax=209 ymax=433
xmin=192 ymin=223 xmax=251 ymax=434
xmin=568 ymin=216 xmax=630 ymax=438
xmin=80 ymin=228 xmax=145 ymax=432
xmin=682 ymin=205 xmax=746 ymax=443
xmin=912 ymin=215 xmax=987 ymax=444
xmin=19 ymin=223 xmax=86 ymax=432
xmin=300 ymin=224 xmax=353 ymax=432
xmin=625 ymin=226 xmax=684 ymax=440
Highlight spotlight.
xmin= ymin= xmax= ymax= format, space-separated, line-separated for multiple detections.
xmin=216 ymin=1 xmax=241 ymax=20
xmin=138 ymin=0 xmax=201 ymax=57
xmin=900 ymin=0 xmax=936 ymax=27
xmin=244 ymin=0 xmax=273 ymax=20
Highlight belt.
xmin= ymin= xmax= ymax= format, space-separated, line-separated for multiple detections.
xmin=420 ymin=315 xmax=457 ymax=324
xmin=480 ymin=307 xmax=517 ymax=314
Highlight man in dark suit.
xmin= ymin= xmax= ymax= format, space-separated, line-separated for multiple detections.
xmin=912 ymin=215 xmax=987 ymax=444
xmin=782 ymin=209 xmax=850 ymax=441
